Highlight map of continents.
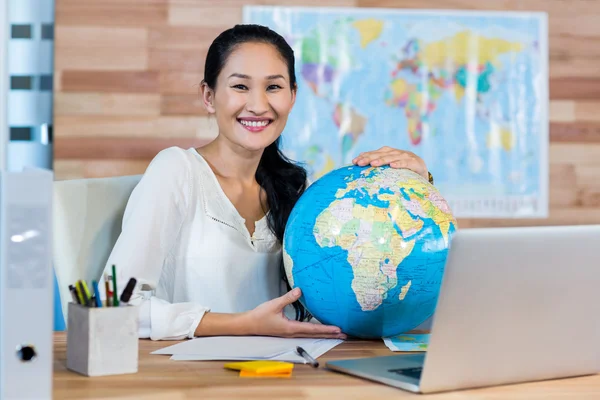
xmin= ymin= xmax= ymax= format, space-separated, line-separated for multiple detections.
xmin=385 ymin=31 xmax=523 ymax=146
xmin=298 ymin=18 xmax=381 ymax=171
xmin=312 ymin=167 xmax=455 ymax=311
xmin=245 ymin=7 xmax=546 ymax=217
xmin=296 ymin=16 xmax=524 ymax=164
xmin=281 ymin=165 xmax=458 ymax=336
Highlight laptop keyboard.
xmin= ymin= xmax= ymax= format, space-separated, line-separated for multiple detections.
xmin=388 ymin=367 xmax=423 ymax=380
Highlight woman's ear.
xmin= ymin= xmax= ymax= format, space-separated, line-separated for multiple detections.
xmin=200 ymin=81 xmax=216 ymax=114
xmin=290 ymin=83 xmax=297 ymax=108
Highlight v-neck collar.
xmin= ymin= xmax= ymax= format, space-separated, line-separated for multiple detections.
xmin=187 ymin=148 xmax=269 ymax=244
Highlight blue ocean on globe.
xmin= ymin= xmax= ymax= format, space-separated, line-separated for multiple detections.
xmin=283 ymin=165 xmax=458 ymax=338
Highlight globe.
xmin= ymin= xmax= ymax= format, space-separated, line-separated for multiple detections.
xmin=283 ymin=165 xmax=458 ymax=338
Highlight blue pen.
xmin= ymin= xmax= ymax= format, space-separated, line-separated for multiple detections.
xmin=92 ymin=280 xmax=102 ymax=307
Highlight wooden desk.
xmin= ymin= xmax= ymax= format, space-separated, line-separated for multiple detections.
xmin=53 ymin=333 xmax=600 ymax=399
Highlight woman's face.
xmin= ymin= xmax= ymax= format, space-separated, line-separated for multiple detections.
xmin=203 ymin=42 xmax=296 ymax=153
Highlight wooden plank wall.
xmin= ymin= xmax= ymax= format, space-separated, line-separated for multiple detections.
xmin=54 ymin=0 xmax=600 ymax=228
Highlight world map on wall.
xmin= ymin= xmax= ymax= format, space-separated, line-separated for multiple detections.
xmin=244 ymin=7 xmax=548 ymax=217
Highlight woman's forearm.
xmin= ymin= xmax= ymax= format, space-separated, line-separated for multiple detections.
xmin=193 ymin=311 xmax=254 ymax=337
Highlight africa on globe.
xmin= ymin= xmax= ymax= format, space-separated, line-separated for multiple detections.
xmin=283 ymin=165 xmax=458 ymax=338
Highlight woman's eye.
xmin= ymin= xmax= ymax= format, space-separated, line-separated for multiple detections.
xmin=267 ymin=84 xmax=282 ymax=91
xmin=232 ymin=84 xmax=248 ymax=90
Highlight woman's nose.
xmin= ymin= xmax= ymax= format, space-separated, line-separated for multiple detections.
xmin=246 ymin=90 xmax=268 ymax=114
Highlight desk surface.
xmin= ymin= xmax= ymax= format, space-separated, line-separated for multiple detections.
xmin=53 ymin=333 xmax=600 ymax=399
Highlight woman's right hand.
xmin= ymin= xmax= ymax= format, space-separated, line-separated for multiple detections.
xmin=242 ymin=288 xmax=347 ymax=339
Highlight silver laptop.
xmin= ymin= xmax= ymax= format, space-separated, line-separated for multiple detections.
xmin=326 ymin=225 xmax=600 ymax=393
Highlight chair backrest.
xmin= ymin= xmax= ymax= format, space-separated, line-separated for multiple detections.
xmin=53 ymin=174 xmax=142 ymax=320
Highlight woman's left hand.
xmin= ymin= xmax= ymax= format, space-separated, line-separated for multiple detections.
xmin=352 ymin=146 xmax=429 ymax=180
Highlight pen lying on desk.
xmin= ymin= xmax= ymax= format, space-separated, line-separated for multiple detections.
xmin=296 ymin=346 xmax=319 ymax=368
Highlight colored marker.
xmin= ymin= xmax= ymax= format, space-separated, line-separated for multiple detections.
xmin=77 ymin=280 xmax=90 ymax=307
xmin=75 ymin=283 xmax=84 ymax=305
xmin=68 ymin=285 xmax=79 ymax=304
xmin=80 ymin=280 xmax=92 ymax=302
xmin=104 ymin=273 xmax=112 ymax=307
xmin=119 ymin=278 xmax=137 ymax=306
xmin=112 ymin=265 xmax=119 ymax=307
xmin=92 ymin=280 xmax=102 ymax=307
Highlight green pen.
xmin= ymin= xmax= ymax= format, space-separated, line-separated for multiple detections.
xmin=112 ymin=264 xmax=119 ymax=307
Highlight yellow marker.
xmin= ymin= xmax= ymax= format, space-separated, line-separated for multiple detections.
xmin=80 ymin=280 xmax=92 ymax=300
xmin=74 ymin=283 xmax=84 ymax=305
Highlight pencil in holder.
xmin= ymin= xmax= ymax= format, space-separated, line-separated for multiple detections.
xmin=66 ymin=302 xmax=139 ymax=377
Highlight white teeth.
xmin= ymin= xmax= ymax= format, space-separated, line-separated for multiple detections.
xmin=240 ymin=120 xmax=269 ymax=127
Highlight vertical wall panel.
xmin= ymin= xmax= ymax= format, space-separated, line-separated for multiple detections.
xmin=7 ymin=0 xmax=54 ymax=171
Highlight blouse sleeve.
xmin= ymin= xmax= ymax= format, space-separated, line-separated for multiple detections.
xmin=103 ymin=147 xmax=209 ymax=340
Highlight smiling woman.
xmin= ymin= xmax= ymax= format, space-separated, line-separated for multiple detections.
xmin=101 ymin=24 xmax=429 ymax=341
xmin=201 ymin=41 xmax=296 ymax=154
xmin=195 ymin=27 xmax=309 ymax=323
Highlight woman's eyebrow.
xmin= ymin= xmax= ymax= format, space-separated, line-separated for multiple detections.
xmin=228 ymin=73 xmax=251 ymax=79
xmin=228 ymin=73 xmax=286 ymax=80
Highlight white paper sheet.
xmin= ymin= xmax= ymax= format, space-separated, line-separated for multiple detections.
xmin=152 ymin=336 xmax=343 ymax=363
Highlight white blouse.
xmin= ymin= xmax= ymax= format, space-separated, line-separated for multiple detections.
xmin=102 ymin=147 xmax=284 ymax=340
